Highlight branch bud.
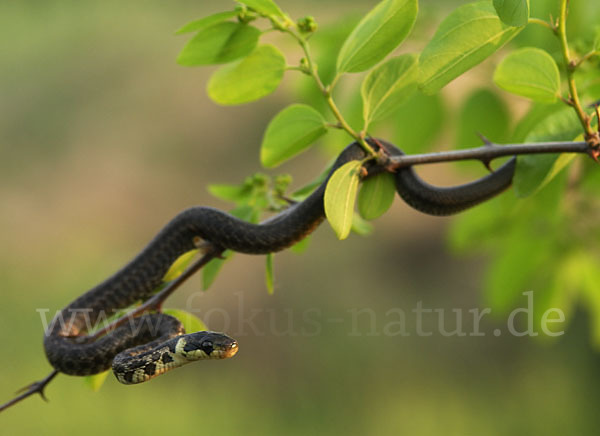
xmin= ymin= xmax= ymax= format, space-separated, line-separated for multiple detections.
xmin=235 ymin=4 xmax=257 ymax=24
xmin=297 ymin=16 xmax=317 ymax=34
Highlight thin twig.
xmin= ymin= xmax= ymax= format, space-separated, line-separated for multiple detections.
xmin=557 ymin=0 xmax=593 ymax=138
xmin=575 ymin=50 xmax=599 ymax=68
xmin=527 ymin=17 xmax=556 ymax=32
xmin=281 ymin=26 xmax=376 ymax=158
xmin=387 ymin=141 xmax=591 ymax=170
xmin=0 ymin=370 xmax=58 ymax=413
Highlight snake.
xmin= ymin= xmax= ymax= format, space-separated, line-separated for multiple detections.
xmin=43 ymin=138 xmax=515 ymax=384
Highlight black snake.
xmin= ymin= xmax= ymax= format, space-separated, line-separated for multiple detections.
xmin=43 ymin=139 xmax=515 ymax=384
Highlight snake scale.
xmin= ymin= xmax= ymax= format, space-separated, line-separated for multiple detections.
xmin=44 ymin=139 xmax=515 ymax=384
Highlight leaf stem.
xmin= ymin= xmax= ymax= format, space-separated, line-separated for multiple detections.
xmin=285 ymin=65 xmax=307 ymax=73
xmin=283 ymin=28 xmax=376 ymax=157
xmin=528 ymin=17 xmax=556 ymax=32
xmin=575 ymin=50 xmax=599 ymax=68
xmin=557 ymin=0 xmax=594 ymax=139
xmin=324 ymin=94 xmax=372 ymax=153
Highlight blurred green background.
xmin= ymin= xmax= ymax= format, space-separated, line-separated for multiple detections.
xmin=2 ymin=1 xmax=600 ymax=434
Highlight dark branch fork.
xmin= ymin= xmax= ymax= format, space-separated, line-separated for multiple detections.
xmin=0 ymin=370 xmax=58 ymax=413
xmin=1 ymin=139 xmax=597 ymax=413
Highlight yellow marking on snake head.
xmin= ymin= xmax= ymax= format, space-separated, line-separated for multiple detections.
xmin=175 ymin=337 xmax=187 ymax=356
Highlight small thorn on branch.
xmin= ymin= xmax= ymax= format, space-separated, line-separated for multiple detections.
xmin=476 ymin=132 xmax=493 ymax=146
xmin=475 ymin=133 xmax=494 ymax=171
xmin=278 ymin=195 xmax=298 ymax=206
xmin=481 ymin=158 xmax=494 ymax=172
xmin=560 ymin=95 xmax=574 ymax=106
xmin=0 ymin=370 xmax=59 ymax=413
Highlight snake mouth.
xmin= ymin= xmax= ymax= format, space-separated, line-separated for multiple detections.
xmin=215 ymin=340 xmax=238 ymax=359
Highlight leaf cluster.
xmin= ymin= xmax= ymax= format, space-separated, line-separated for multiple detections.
xmin=83 ymin=0 xmax=600 ymax=393
xmin=168 ymin=0 xmax=600 ymax=342
xmin=172 ymin=1 xmax=600 ymax=346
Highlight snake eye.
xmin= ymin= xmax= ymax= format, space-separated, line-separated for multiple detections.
xmin=201 ymin=341 xmax=214 ymax=355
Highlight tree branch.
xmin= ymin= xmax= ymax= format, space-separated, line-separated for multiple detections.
xmin=0 ymin=370 xmax=58 ymax=413
xmin=386 ymin=140 xmax=593 ymax=170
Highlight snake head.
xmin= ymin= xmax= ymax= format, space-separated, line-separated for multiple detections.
xmin=177 ymin=331 xmax=238 ymax=360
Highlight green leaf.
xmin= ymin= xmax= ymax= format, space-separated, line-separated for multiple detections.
xmin=208 ymin=44 xmax=286 ymax=105
xmin=83 ymin=370 xmax=110 ymax=392
xmin=484 ymin=225 xmax=557 ymax=314
xmin=260 ymin=104 xmax=328 ymax=167
xmin=419 ymin=2 xmax=523 ymax=95
xmin=448 ymin=188 xmax=517 ymax=254
xmin=391 ymin=92 xmax=445 ymax=154
xmin=265 ymin=254 xmax=274 ymax=294
xmin=514 ymin=153 xmax=575 ymax=198
xmin=290 ymin=235 xmax=311 ymax=253
xmin=162 ymin=249 xmax=199 ymax=282
xmin=240 ymin=0 xmax=285 ymax=18
xmin=525 ymin=107 xmax=586 ymax=143
xmin=484 ymin=172 xmax=566 ymax=313
xmin=514 ymin=107 xmax=586 ymax=197
xmin=209 ymin=173 xmax=274 ymax=206
xmin=351 ymin=213 xmax=374 ymax=236
xmin=163 ymin=308 xmax=208 ymax=332
xmin=594 ymin=27 xmax=600 ymax=51
xmin=511 ymin=102 xmax=564 ymax=143
xmin=336 ymin=0 xmax=418 ymax=73
xmin=175 ymin=11 xmax=239 ymax=35
xmin=455 ymin=88 xmax=510 ymax=149
xmin=177 ymin=22 xmax=260 ymax=66
xmin=208 ymin=183 xmax=253 ymax=204
xmin=532 ymin=251 xmax=579 ymax=337
xmin=357 ymin=173 xmax=396 ymax=220
xmin=494 ymin=47 xmax=560 ymax=103
xmin=361 ymin=54 xmax=418 ymax=128
xmin=580 ymin=254 xmax=600 ymax=349
xmin=493 ymin=0 xmax=530 ymax=27
xmin=203 ymin=251 xmax=233 ymax=291
xmin=324 ymin=160 xmax=363 ymax=240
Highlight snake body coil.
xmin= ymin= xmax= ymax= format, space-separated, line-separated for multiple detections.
xmin=44 ymin=139 xmax=515 ymax=383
